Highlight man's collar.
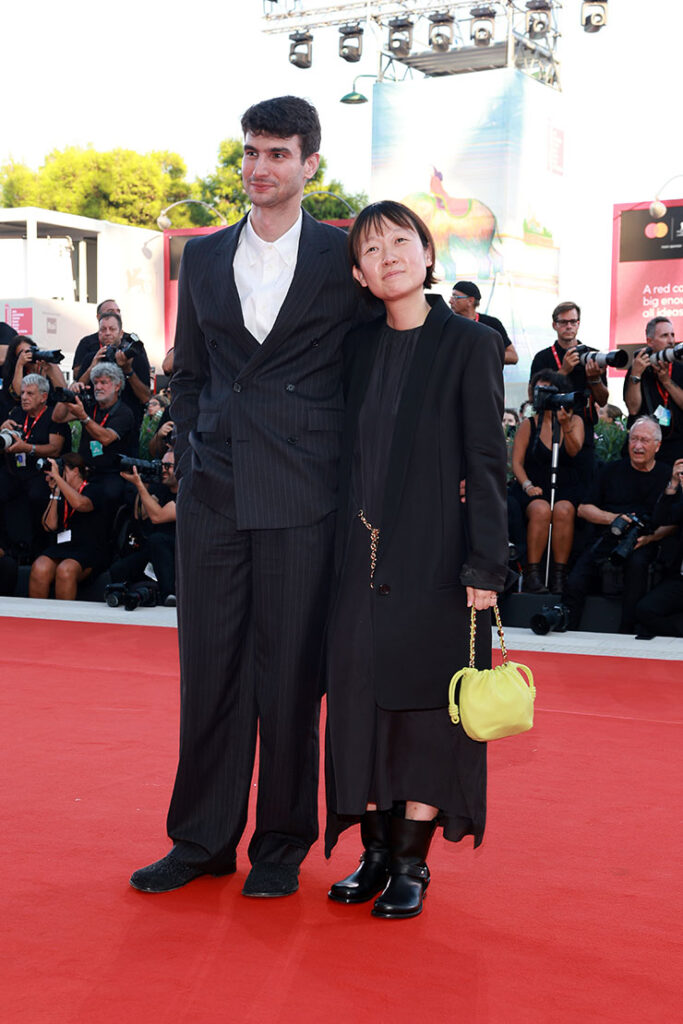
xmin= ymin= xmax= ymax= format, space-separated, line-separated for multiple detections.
xmin=239 ymin=210 xmax=303 ymax=266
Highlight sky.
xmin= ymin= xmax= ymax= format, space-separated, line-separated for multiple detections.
xmin=2 ymin=0 xmax=683 ymax=352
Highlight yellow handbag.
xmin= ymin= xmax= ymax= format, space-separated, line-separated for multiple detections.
xmin=448 ymin=605 xmax=535 ymax=742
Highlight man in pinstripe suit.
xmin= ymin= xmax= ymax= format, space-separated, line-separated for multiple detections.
xmin=130 ymin=96 xmax=363 ymax=897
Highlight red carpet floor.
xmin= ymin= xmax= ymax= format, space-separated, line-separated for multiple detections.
xmin=1 ymin=616 xmax=681 ymax=1023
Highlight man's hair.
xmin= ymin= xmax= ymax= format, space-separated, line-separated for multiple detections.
xmin=645 ymin=316 xmax=672 ymax=340
xmin=21 ymin=373 xmax=50 ymax=395
xmin=241 ymin=95 xmax=321 ymax=160
xmin=97 ymin=299 xmax=118 ymax=316
xmin=91 ymin=363 xmax=125 ymax=390
xmin=629 ymin=415 xmax=662 ymax=442
xmin=347 ymin=200 xmax=437 ymax=289
xmin=552 ymin=301 xmax=581 ymax=322
xmin=98 ymin=312 xmax=123 ymax=330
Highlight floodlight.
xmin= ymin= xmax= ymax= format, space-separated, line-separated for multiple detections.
xmin=526 ymin=1 xmax=551 ymax=39
xmin=581 ymin=2 xmax=608 ymax=33
xmin=388 ymin=17 xmax=414 ymax=58
xmin=470 ymin=6 xmax=496 ymax=47
xmin=289 ymin=31 xmax=312 ymax=69
xmin=429 ymin=13 xmax=455 ymax=53
xmin=339 ymin=24 xmax=363 ymax=63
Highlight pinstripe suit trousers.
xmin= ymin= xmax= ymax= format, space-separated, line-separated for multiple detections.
xmin=166 ymin=483 xmax=334 ymax=868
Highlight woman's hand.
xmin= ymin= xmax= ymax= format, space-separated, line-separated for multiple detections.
xmin=466 ymin=587 xmax=497 ymax=611
xmin=526 ymin=484 xmax=543 ymax=498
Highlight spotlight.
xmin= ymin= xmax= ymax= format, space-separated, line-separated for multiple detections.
xmin=339 ymin=24 xmax=363 ymax=63
xmin=526 ymin=1 xmax=551 ymax=39
xmin=649 ymin=200 xmax=667 ymax=219
xmin=581 ymin=1 xmax=608 ymax=33
xmin=289 ymin=30 xmax=312 ymax=69
xmin=429 ymin=13 xmax=455 ymax=53
xmin=470 ymin=6 xmax=496 ymax=47
xmin=387 ymin=17 xmax=414 ymax=58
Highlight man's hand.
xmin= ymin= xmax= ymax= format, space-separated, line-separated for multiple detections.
xmin=115 ymin=349 xmax=134 ymax=375
xmin=93 ymin=346 xmax=109 ymax=365
xmin=1 ymin=418 xmax=21 ymax=433
xmin=560 ymin=346 xmax=580 ymax=375
xmin=583 ymin=354 xmax=601 ymax=379
xmin=466 ymin=587 xmax=498 ymax=611
xmin=70 ymin=395 xmax=88 ymax=421
xmin=652 ymin=363 xmax=671 ymax=385
xmin=665 ymin=459 xmax=683 ymax=494
xmin=120 ymin=466 xmax=144 ymax=489
xmin=630 ymin=348 xmax=650 ymax=378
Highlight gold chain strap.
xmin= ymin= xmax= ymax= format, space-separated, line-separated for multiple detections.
xmin=469 ymin=603 xmax=508 ymax=668
xmin=357 ymin=509 xmax=379 ymax=589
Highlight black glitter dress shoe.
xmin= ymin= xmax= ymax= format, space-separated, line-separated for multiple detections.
xmin=241 ymin=862 xmax=299 ymax=898
xmin=129 ymin=850 xmax=236 ymax=893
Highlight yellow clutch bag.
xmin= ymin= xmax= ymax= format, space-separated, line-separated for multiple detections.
xmin=448 ymin=605 xmax=535 ymax=742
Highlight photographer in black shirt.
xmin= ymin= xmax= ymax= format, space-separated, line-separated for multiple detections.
xmin=635 ymin=458 xmax=683 ymax=636
xmin=73 ymin=311 xmax=151 ymax=428
xmin=623 ymin=317 xmax=683 ymax=465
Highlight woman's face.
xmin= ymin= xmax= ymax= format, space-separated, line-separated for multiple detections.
xmin=502 ymin=412 xmax=517 ymax=430
xmin=147 ymin=398 xmax=162 ymax=416
xmin=352 ymin=218 xmax=432 ymax=303
xmin=64 ymin=464 xmax=82 ymax=488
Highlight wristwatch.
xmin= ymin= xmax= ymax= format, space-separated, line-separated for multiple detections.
xmin=124 ymin=371 xmax=133 ymax=379
xmin=630 ymin=375 xmax=641 ymax=383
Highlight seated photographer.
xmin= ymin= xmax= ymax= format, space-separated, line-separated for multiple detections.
xmin=0 ymin=374 xmax=69 ymax=555
xmin=138 ymin=394 xmax=170 ymax=459
xmin=623 ymin=317 xmax=683 ymax=465
xmin=73 ymin=311 xmax=151 ymax=428
xmin=635 ymin=458 xmax=683 ymax=637
xmin=108 ymin=453 xmax=177 ymax=605
xmin=29 ymin=454 xmax=108 ymax=600
xmin=0 ymin=336 xmax=67 ymax=420
xmin=511 ymin=370 xmax=588 ymax=593
xmin=52 ymin=363 xmax=135 ymax=506
xmin=561 ymin=417 xmax=673 ymax=633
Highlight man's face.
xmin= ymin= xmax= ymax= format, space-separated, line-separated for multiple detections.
xmin=161 ymin=455 xmax=176 ymax=487
xmin=21 ymin=383 xmax=47 ymax=415
xmin=629 ymin=423 xmax=660 ymax=469
xmin=93 ymin=375 xmax=119 ymax=409
xmin=99 ymin=300 xmax=120 ymax=319
xmin=649 ymin=320 xmax=675 ymax=351
xmin=552 ymin=308 xmax=580 ymax=348
xmin=98 ymin=316 xmax=123 ymax=347
xmin=241 ymin=132 xmax=319 ymax=211
xmin=449 ymin=290 xmax=476 ymax=319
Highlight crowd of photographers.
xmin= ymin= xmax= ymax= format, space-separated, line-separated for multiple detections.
xmin=0 ymin=301 xmax=177 ymax=609
xmin=1 ymin=294 xmax=683 ymax=637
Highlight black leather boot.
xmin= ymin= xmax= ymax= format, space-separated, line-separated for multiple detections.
xmin=328 ymin=810 xmax=390 ymax=904
xmin=372 ymin=816 xmax=437 ymax=919
xmin=523 ymin=563 xmax=548 ymax=594
xmin=549 ymin=562 xmax=568 ymax=594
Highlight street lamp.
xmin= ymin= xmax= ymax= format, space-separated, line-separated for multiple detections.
xmin=340 ymin=74 xmax=377 ymax=105
xmin=649 ymin=176 xmax=683 ymax=219
xmin=157 ymin=199 xmax=228 ymax=231
xmin=301 ymin=190 xmax=357 ymax=216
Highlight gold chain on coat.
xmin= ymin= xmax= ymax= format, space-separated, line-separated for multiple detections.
xmin=357 ymin=509 xmax=379 ymax=589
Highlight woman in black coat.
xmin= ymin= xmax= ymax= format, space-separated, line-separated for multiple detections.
xmin=325 ymin=201 xmax=509 ymax=919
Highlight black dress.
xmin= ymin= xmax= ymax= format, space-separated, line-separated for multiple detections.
xmin=325 ymin=324 xmax=487 ymax=856
xmin=512 ymin=414 xmax=588 ymax=510
xmin=41 ymin=482 xmax=108 ymax=572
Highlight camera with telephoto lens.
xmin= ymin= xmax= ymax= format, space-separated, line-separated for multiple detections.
xmin=53 ymin=386 xmax=95 ymax=413
xmin=530 ymin=602 xmax=570 ymax=635
xmin=118 ymin=454 xmax=163 ymax=483
xmin=574 ymin=344 xmax=628 ymax=370
xmin=0 ymin=428 xmax=21 ymax=452
xmin=103 ymin=334 xmax=143 ymax=364
xmin=591 ymin=512 xmax=650 ymax=566
xmin=645 ymin=342 xmax=683 ymax=366
xmin=104 ymin=580 xmax=160 ymax=611
xmin=35 ymin=456 xmax=65 ymax=474
xmin=533 ymin=384 xmax=589 ymax=415
xmin=29 ymin=344 xmax=64 ymax=364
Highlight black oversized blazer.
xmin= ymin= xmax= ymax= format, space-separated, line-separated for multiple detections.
xmin=334 ymin=295 xmax=509 ymax=710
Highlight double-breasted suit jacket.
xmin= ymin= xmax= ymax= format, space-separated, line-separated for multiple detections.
xmin=172 ymin=210 xmax=361 ymax=528
xmin=334 ymin=295 xmax=509 ymax=711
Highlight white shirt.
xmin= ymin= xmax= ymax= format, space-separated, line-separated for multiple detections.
xmin=233 ymin=211 xmax=303 ymax=344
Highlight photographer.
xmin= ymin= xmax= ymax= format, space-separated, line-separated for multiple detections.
xmin=29 ymin=454 xmax=108 ymax=600
xmin=74 ymin=311 xmax=151 ymax=427
xmin=0 ymin=374 xmax=69 ymax=554
xmin=108 ymin=453 xmax=177 ymax=605
xmin=635 ymin=458 xmax=683 ymax=636
xmin=511 ymin=371 xmax=588 ymax=593
xmin=624 ymin=317 xmax=683 ymax=465
xmin=52 ymin=363 xmax=134 ymax=506
xmin=562 ymin=417 xmax=673 ymax=633
xmin=0 ymin=336 xmax=67 ymax=420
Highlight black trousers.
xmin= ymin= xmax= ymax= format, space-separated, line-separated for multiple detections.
xmin=166 ymin=484 xmax=335 ymax=870
xmin=563 ymin=543 xmax=655 ymax=633
xmin=109 ymin=531 xmax=176 ymax=599
xmin=636 ymin=573 xmax=683 ymax=636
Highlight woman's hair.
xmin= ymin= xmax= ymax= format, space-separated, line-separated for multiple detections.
xmin=62 ymin=452 xmax=87 ymax=475
xmin=604 ymin=403 xmax=623 ymax=421
xmin=529 ymin=369 xmax=569 ymax=394
xmin=503 ymin=407 xmax=520 ymax=425
xmin=2 ymin=336 xmax=35 ymax=386
xmin=347 ymin=201 xmax=437 ymax=289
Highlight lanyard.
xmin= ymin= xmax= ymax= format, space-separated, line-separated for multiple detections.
xmin=63 ymin=481 xmax=87 ymax=530
xmin=654 ymin=364 xmax=673 ymax=407
xmin=23 ymin=405 xmax=47 ymax=439
xmin=93 ymin=406 xmax=110 ymax=428
xmin=551 ymin=342 xmax=563 ymax=370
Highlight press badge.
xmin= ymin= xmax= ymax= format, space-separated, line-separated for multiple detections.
xmin=654 ymin=405 xmax=671 ymax=428
xmin=57 ymin=530 xmax=72 ymax=544
xmin=15 ymin=453 xmax=27 ymax=468
xmin=89 ymin=440 xmax=104 ymax=457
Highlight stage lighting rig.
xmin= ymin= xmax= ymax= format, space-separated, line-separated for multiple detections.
xmin=387 ymin=17 xmax=414 ymax=58
xmin=339 ymin=23 xmax=363 ymax=62
xmin=581 ymin=2 xmax=608 ymax=33
xmin=470 ymin=6 xmax=496 ymax=48
xmin=289 ymin=30 xmax=313 ymax=68
xmin=526 ymin=1 xmax=551 ymax=39
xmin=428 ymin=12 xmax=455 ymax=53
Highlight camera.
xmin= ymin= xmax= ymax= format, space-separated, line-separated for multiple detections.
xmin=530 ymin=603 xmax=570 ymax=635
xmin=645 ymin=342 xmax=683 ymax=366
xmin=533 ymin=384 xmax=589 ymax=415
xmin=118 ymin=454 xmax=163 ymax=483
xmin=575 ymin=345 xmax=628 ymax=370
xmin=53 ymin=386 xmax=95 ymax=413
xmin=591 ymin=512 xmax=650 ymax=565
xmin=0 ymin=428 xmax=21 ymax=452
xmin=104 ymin=581 xmax=159 ymax=611
xmin=29 ymin=345 xmax=64 ymax=364
xmin=103 ymin=334 xmax=143 ymax=364
xmin=35 ymin=456 xmax=65 ymax=474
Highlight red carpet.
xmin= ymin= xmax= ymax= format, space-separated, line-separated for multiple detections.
xmin=1 ymin=617 xmax=680 ymax=1023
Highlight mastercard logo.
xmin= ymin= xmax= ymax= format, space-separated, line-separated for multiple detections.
xmin=645 ymin=222 xmax=668 ymax=239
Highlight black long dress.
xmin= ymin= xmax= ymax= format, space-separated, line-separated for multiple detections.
xmin=325 ymin=323 xmax=487 ymax=856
